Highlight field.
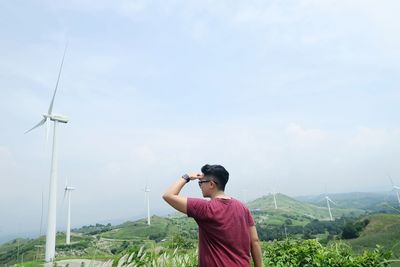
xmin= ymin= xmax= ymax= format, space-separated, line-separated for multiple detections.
xmin=345 ymin=214 xmax=400 ymax=258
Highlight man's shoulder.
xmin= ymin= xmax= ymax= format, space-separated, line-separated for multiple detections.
xmin=187 ymin=198 xmax=211 ymax=219
xmin=229 ymin=197 xmax=249 ymax=208
xmin=187 ymin=197 xmax=210 ymax=209
xmin=188 ymin=197 xmax=209 ymax=203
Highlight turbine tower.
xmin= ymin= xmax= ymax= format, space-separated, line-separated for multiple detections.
xmin=25 ymin=46 xmax=68 ymax=262
xmin=389 ymin=176 xmax=400 ymax=207
xmin=145 ymin=184 xmax=151 ymax=226
xmin=325 ymin=195 xmax=337 ymax=221
xmin=64 ymin=182 xmax=75 ymax=244
xmin=272 ymin=189 xmax=278 ymax=209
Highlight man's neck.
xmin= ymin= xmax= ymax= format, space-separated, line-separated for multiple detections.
xmin=210 ymin=191 xmax=230 ymax=199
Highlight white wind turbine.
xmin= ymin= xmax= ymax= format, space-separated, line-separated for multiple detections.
xmin=25 ymin=46 xmax=69 ymax=262
xmin=272 ymin=189 xmax=278 ymax=210
xmin=265 ymin=186 xmax=278 ymax=209
xmin=145 ymin=184 xmax=151 ymax=226
xmin=64 ymin=181 xmax=75 ymax=245
xmin=325 ymin=195 xmax=337 ymax=221
xmin=389 ymin=176 xmax=400 ymax=207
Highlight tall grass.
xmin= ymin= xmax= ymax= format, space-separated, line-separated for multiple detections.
xmin=115 ymin=246 xmax=197 ymax=267
xmin=115 ymin=239 xmax=397 ymax=267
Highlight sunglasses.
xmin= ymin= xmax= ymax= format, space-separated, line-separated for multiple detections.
xmin=198 ymin=179 xmax=218 ymax=187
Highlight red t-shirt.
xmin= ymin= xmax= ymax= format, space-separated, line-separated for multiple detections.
xmin=187 ymin=197 xmax=255 ymax=267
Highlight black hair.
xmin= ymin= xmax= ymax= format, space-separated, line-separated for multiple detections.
xmin=201 ymin=164 xmax=229 ymax=191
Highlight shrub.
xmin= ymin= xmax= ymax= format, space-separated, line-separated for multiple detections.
xmin=263 ymin=239 xmax=392 ymax=267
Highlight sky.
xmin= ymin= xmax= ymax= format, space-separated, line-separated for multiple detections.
xmin=1 ymin=0 xmax=400 ymax=240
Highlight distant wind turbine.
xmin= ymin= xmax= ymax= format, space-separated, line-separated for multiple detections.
xmin=64 ymin=181 xmax=75 ymax=245
xmin=25 ymin=45 xmax=69 ymax=262
xmin=266 ymin=186 xmax=278 ymax=209
xmin=325 ymin=195 xmax=337 ymax=221
xmin=272 ymin=189 xmax=278 ymax=210
xmin=145 ymin=184 xmax=151 ymax=226
xmin=389 ymin=176 xmax=400 ymax=207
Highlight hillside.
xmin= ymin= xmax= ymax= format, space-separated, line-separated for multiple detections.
xmin=345 ymin=214 xmax=400 ymax=257
xmin=248 ymin=193 xmax=365 ymax=222
xmin=296 ymin=191 xmax=400 ymax=212
xmin=99 ymin=215 xmax=197 ymax=242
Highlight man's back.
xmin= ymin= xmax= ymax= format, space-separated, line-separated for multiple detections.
xmin=187 ymin=197 xmax=255 ymax=267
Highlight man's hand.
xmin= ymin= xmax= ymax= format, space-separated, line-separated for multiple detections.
xmin=189 ymin=173 xmax=203 ymax=180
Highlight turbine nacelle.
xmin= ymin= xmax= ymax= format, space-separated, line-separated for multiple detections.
xmin=145 ymin=185 xmax=150 ymax=192
xmin=49 ymin=114 xmax=69 ymax=124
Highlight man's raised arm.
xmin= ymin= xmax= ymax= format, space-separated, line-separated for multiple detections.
xmin=162 ymin=173 xmax=202 ymax=214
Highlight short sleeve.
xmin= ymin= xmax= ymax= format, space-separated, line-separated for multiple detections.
xmin=187 ymin=198 xmax=209 ymax=221
xmin=246 ymin=208 xmax=255 ymax=226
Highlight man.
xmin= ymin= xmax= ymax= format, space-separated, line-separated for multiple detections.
xmin=163 ymin=164 xmax=262 ymax=267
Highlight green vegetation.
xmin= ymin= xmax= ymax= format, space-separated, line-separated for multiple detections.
xmin=75 ymin=223 xmax=112 ymax=235
xmin=263 ymin=239 xmax=393 ymax=267
xmin=114 ymin=245 xmax=197 ymax=267
xmin=248 ymin=193 xmax=365 ymax=221
xmin=112 ymin=240 xmax=394 ymax=267
xmin=297 ymin=192 xmax=400 ymax=213
xmin=342 ymin=218 xmax=370 ymax=239
xmin=345 ymin=214 xmax=400 ymax=258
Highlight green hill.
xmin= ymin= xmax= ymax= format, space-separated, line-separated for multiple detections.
xmin=345 ymin=214 xmax=400 ymax=257
xmin=248 ymin=193 xmax=365 ymax=223
xmin=296 ymin=192 xmax=400 ymax=212
xmin=99 ymin=215 xmax=197 ymax=242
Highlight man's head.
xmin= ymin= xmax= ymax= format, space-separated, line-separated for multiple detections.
xmin=200 ymin=164 xmax=229 ymax=192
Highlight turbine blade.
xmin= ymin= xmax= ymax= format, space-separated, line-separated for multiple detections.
xmin=328 ymin=198 xmax=338 ymax=206
xmin=63 ymin=188 xmax=67 ymax=204
xmin=389 ymin=175 xmax=395 ymax=187
xmin=48 ymin=44 xmax=68 ymax=115
xmin=25 ymin=118 xmax=46 ymax=134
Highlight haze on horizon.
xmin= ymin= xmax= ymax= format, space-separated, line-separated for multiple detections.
xmin=1 ymin=1 xmax=400 ymax=240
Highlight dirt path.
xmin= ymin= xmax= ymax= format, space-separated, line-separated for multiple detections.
xmin=43 ymin=259 xmax=113 ymax=267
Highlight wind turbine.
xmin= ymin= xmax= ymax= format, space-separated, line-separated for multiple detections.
xmin=272 ymin=189 xmax=278 ymax=209
xmin=64 ymin=181 xmax=75 ymax=245
xmin=266 ymin=187 xmax=278 ymax=209
xmin=389 ymin=176 xmax=400 ymax=207
xmin=325 ymin=195 xmax=337 ymax=221
xmin=145 ymin=184 xmax=151 ymax=226
xmin=25 ymin=46 xmax=69 ymax=262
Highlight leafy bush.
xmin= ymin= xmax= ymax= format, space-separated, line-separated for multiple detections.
xmin=263 ymin=239 xmax=392 ymax=267
xmin=342 ymin=219 xmax=370 ymax=239
xmin=166 ymin=234 xmax=194 ymax=249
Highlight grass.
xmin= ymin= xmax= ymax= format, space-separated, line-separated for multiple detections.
xmin=248 ymin=193 xmax=365 ymax=222
xmin=346 ymin=214 xmax=400 ymax=255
